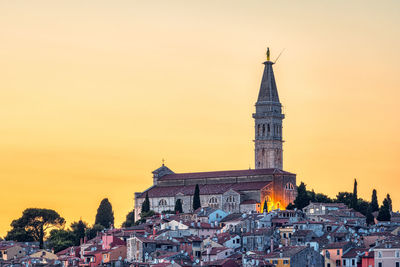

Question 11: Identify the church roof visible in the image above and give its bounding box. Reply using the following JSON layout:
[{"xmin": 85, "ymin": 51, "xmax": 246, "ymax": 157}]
[
  {"xmin": 137, "ymin": 181, "xmax": 271, "ymax": 198},
  {"xmin": 257, "ymin": 61, "xmax": 280, "ymax": 103},
  {"xmin": 158, "ymin": 168, "xmax": 294, "ymax": 181}
]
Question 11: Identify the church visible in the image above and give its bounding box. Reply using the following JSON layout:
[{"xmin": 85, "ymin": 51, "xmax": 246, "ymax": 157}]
[{"xmin": 134, "ymin": 50, "xmax": 297, "ymax": 219}]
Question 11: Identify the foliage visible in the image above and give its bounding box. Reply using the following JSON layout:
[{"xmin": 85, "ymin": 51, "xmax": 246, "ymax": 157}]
[
  {"xmin": 335, "ymin": 192, "xmax": 353, "ymax": 207},
  {"xmin": 85, "ymin": 224, "xmax": 105, "ymax": 240},
  {"xmin": 161, "ymin": 210, "xmax": 175, "ymax": 214},
  {"xmin": 135, "ymin": 210, "xmax": 156, "ymax": 225},
  {"xmin": 174, "ymin": 199, "xmax": 183, "ymax": 214},
  {"xmin": 377, "ymin": 197, "xmax": 391, "ymax": 222},
  {"xmin": 263, "ymin": 199, "xmax": 268, "ymax": 212},
  {"xmin": 286, "ymin": 203, "xmax": 295, "ymax": 210},
  {"xmin": 47, "ymin": 229, "xmax": 76, "ymax": 253},
  {"xmin": 5, "ymin": 227, "xmax": 34, "ymax": 242},
  {"xmin": 193, "ymin": 184, "xmax": 201, "ymax": 211},
  {"xmin": 293, "ymin": 182, "xmax": 310, "ymax": 210},
  {"xmin": 351, "ymin": 179, "xmax": 358, "ymax": 210},
  {"xmin": 122, "ymin": 210, "xmax": 135, "ymax": 228},
  {"xmin": 70, "ymin": 220, "xmax": 87, "ymax": 245},
  {"xmin": 366, "ymin": 206, "xmax": 374, "ymax": 225},
  {"xmin": 142, "ymin": 193, "xmax": 150, "ymax": 213},
  {"xmin": 5, "ymin": 208, "xmax": 65, "ymax": 248},
  {"xmin": 356, "ymin": 199, "xmax": 370, "ymax": 216},
  {"xmin": 370, "ymin": 189, "xmax": 379, "ymax": 212},
  {"xmin": 387, "ymin": 194, "xmax": 393, "ymax": 212},
  {"xmin": 95, "ymin": 198, "xmax": 114, "ymax": 229}
]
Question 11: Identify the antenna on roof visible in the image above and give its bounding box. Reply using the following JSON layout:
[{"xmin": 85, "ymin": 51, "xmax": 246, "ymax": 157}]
[{"xmin": 274, "ymin": 48, "xmax": 285, "ymax": 64}]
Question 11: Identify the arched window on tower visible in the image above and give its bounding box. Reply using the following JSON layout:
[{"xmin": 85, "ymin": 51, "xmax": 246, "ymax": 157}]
[
  {"xmin": 262, "ymin": 124, "xmax": 265, "ymax": 136},
  {"xmin": 267, "ymin": 124, "xmax": 270, "ymax": 133},
  {"xmin": 257, "ymin": 124, "xmax": 260, "ymax": 137},
  {"xmin": 209, "ymin": 197, "xmax": 219, "ymax": 209},
  {"xmin": 159, "ymin": 199, "xmax": 168, "ymax": 206},
  {"xmin": 285, "ymin": 183, "xmax": 295, "ymax": 190}
]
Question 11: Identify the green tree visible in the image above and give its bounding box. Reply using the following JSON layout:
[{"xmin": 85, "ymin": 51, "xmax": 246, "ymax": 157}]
[
  {"xmin": 314, "ymin": 193, "xmax": 333, "ymax": 203},
  {"xmin": 95, "ymin": 198, "xmax": 114, "ymax": 229},
  {"xmin": 377, "ymin": 197, "xmax": 391, "ymax": 222},
  {"xmin": 193, "ymin": 184, "xmax": 201, "ymax": 211},
  {"xmin": 387, "ymin": 194, "xmax": 393, "ymax": 212},
  {"xmin": 293, "ymin": 182, "xmax": 310, "ymax": 210},
  {"xmin": 356, "ymin": 199, "xmax": 370, "ymax": 216},
  {"xmin": 5, "ymin": 227, "xmax": 34, "ymax": 242},
  {"xmin": 351, "ymin": 179, "xmax": 358, "ymax": 210},
  {"xmin": 335, "ymin": 192, "xmax": 353, "ymax": 207},
  {"xmin": 286, "ymin": 203, "xmax": 295, "ymax": 210},
  {"xmin": 142, "ymin": 193, "xmax": 150, "ymax": 213},
  {"xmin": 47, "ymin": 229, "xmax": 76, "ymax": 253},
  {"xmin": 370, "ymin": 189, "xmax": 379, "ymax": 212},
  {"xmin": 263, "ymin": 199, "xmax": 268, "ymax": 212},
  {"xmin": 366, "ymin": 206, "xmax": 374, "ymax": 225},
  {"xmin": 5, "ymin": 208, "xmax": 65, "ymax": 248},
  {"xmin": 85, "ymin": 224, "xmax": 105, "ymax": 240},
  {"xmin": 70, "ymin": 220, "xmax": 87, "ymax": 245},
  {"xmin": 174, "ymin": 199, "xmax": 183, "ymax": 214},
  {"xmin": 122, "ymin": 210, "xmax": 135, "ymax": 228}
]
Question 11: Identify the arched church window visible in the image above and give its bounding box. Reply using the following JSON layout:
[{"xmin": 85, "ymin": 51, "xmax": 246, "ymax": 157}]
[
  {"xmin": 159, "ymin": 199, "xmax": 168, "ymax": 206},
  {"xmin": 209, "ymin": 197, "xmax": 219, "ymax": 208},
  {"xmin": 257, "ymin": 124, "xmax": 260, "ymax": 136},
  {"xmin": 262, "ymin": 124, "xmax": 265, "ymax": 136},
  {"xmin": 267, "ymin": 124, "xmax": 270, "ymax": 132},
  {"xmin": 285, "ymin": 183, "xmax": 295, "ymax": 190}
]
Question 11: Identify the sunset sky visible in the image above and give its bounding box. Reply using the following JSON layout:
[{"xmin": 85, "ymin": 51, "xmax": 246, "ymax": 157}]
[{"xmin": 1, "ymin": 1, "xmax": 400, "ymax": 236}]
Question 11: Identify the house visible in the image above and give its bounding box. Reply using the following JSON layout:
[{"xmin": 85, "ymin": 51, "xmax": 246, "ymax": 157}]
[
  {"xmin": 242, "ymin": 228, "xmax": 275, "ymax": 252},
  {"xmin": 361, "ymin": 250, "xmax": 374, "ymax": 267},
  {"xmin": 321, "ymin": 241, "xmax": 353, "ymax": 267},
  {"xmin": 203, "ymin": 258, "xmax": 240, "ymax": 267},
  {"xmin": 303, "ymin": 203, "xmax": 347, "ymax": 220},
  {"xmin": 126, "ymin": 235, "xmax": 180, "ymax": 262},
  {"xmin": 195, "ymin": 207, "xmax": 229, "ymax": 224},
  {"xmin": 202, "ymin": 247, "xmax": 234, "ymax": 262},
  {"xmin": 374, "ymin": 240, "xmax": 400, "ymax": 267},
  {"xmin": 0, "ymin": 242, "xmax": 25, "ymax": 261},
  {"xmin": 263, "ymin": 245, "xmax": 324, "ymax": 267},
  {"xmin": 101, "ymin": 245, "xmax": 127, "ymax": 264},
  {"xmin": 215, "ymin": 233, "xmax": 241, "ymax": 250},
  {"xmin": 342, "ymin": 247, "xmax": 368, "ymax": 267}
]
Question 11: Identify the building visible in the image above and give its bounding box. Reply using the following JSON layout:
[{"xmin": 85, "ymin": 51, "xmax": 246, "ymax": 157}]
[
  {"xmin": 134, "ymin": 50, "xmax": 297, "ymax": 219},
  {"xmin": 374, "ymin": 240, "xmax": 400, "ymax": 267}
]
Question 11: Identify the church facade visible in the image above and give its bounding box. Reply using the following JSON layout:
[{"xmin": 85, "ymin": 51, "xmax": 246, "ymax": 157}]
[{"xmin": 134, "ymin": 52, "xmax": 297, "ymax": 219}]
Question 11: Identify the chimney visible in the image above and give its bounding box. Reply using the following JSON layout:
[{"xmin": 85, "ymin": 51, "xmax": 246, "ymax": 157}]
[{"xmin": 270, "ymin": 239, "xmax": 274, "ymax": 252}]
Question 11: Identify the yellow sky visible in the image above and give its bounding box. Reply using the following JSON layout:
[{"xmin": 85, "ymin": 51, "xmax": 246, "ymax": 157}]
[{"xmin": 1, "ymin": 0, "xmax": 400, "ymax": 236}]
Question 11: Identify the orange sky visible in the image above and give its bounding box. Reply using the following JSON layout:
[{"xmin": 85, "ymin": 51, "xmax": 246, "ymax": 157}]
[{"xmin": 1, "ymin": 1, "xmax": 400, "ymax": 237}]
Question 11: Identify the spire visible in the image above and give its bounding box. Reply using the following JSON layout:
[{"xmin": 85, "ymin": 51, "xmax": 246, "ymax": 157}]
[{"xmin": 257, "ymin": 58, "xmax": 280, "ymax": 103}]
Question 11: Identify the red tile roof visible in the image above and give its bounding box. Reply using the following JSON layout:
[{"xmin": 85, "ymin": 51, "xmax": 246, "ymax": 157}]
[
  {"xmin": 159, "ymin": 168, "xmax": 294, "ymax": 181},
  {"xmin": 138, "ymin": 181, "xmax": 271, "ymax": 198}
]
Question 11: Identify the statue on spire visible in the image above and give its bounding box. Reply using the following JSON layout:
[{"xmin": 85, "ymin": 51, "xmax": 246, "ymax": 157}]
[{"xmin": 266, "ymin": 47, "xmax": 270, "ymax": 61}]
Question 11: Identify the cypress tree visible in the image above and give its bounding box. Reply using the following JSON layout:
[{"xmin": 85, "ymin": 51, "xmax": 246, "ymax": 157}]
[
  {"xmin": 387, "ymin": 194, "xmax": 393, "ymax": 212},
  {"xmin": 351, "ymin": 179, "xmax": 358, "ymax": 210},
  {"xmin": 263, "ymin": 199, "xmax": 268, "ymax": 213},
  {"xmin": 142, "ymin": 193, "xmax": 150, "ymax": 213},
  {"xmin": 377, "ymin": 197, "xmax": 391, "ymax": 222},
  {"xmin": 370, "ymin": 189, "xmax": 379, "ymax": 212},
  {"xmin": 193, "ymin": 184, "xmax": 201, "ymax": 211},
  {"xmin": 174, "ymin": 199, "xmax": 183, "ymax": 214},
  {"xmin": 95, "ymin": 198, "xmax": 114, "ymax": 228}
]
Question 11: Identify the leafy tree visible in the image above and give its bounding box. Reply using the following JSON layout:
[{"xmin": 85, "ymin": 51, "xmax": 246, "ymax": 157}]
[
  {"xmin": 314, "ymin": 193, "xmax": 333, "ymax": 203},
  {"xmin": 47, "ymin": 229, "xmax": 75, "ymax": 253},
  {"xmin": 122, "ymin": 210, "xmax": 135, "ymax": 228},
  {"xmin": 135, "ymin": 210, "xmax": 156, "ymax": 225},
  {"xmin": 5, "ymin": 208, "xmax": 65, "ymax": 248},
  {"xmin": 286, "ymin": 203, "xmax": 295, "ymax": 210},
  {"xmin": 387, "ymin": 194, "xmax": 393, "ymax": 212},
  {"xmin": 193, "ymin": 184, "xmax": 201, "ymax": 211},
  {"xmin": 70, "ymin": 220, "xmax": 87, "ymax": 245},
  {"xmin": 85, "ymin": 224, "xmax": 105, "ymax": 240},
  {"xmin": 351, "ymin": 179, "xmax": 358, "ymax": 210},
  {"xmin": 293, "ymin": 182, "xmax": 310, "ymax": 210},
  {"xmin": 366, "ymin": 206, "xmax": 374, "ymax": 225},
  {"xmin": 370, "ymin": 189, "xmax": 379, "ymax": 212},
  {"xmin": 335, "ymin": 192, "xmax": 353, "ymax": 207},
  {"xmin": 142, "ymin": 193, "xmax": 150, "ymax": 213},
  {"xmin": 377, "ymin": 197, "xmax": 391, "ymax": 222},
  {"xmin": 5, "ymin": 227, "xmax": 34, "ymax": 242},
  {"xmin": 174, "ymin": 199, "xmax": 183, "ymax": 214},
  {"xmin": 95, "ymin": 198, "xmax": 114, "ymax": 229},
  {"xmin": 356, "ymin": 199, "xmax": 370, "ymax": 216}
]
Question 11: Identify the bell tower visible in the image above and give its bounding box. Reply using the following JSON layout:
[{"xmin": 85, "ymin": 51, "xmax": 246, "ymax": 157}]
[{"xmin": 253, "ymin": 48, "xmax": 284, "ymax": 169}]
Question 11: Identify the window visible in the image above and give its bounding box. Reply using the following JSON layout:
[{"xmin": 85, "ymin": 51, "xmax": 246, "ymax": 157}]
[
  {"xmin": 285, "ymin": 183, "xmax": 295, "ymax": 190},
  {"xmin": 209, "ymin": 197, "xmax": 219, "ymax": 208},
  {"xmin": 378, "ymin": 263, "xmax": 382, "ymax": 267},
  {"xmin": 336, "ymin": 260, "xmax": 340, "ymax": 266},
  {"xmin": 262, "ymin": 124, "xmax": 265, "ymax": 135},
  {"xmin": 283, "ymin": 260, "xmax": 289, "ymax": 264},
  {"xmin": 267, "ymin": 124, "xmax": 270, "ymax": 132},
  {"xmin": 378, "ymin": 252, "xmax": 382, "ymax": 258},
  {"xmin": 337, "ymin": 250, "xmax": 340, "ymax": 255},
  {"xmin": 159, "ymin": 199, "xmax": 167, "ymax": 206},
  {"xmin": 396, "ymin": 262, "xmax": 400, "ymax": 267},
  {"xmin": 352, "ymin": 259, "xmax": 355, "ymax": 265}
]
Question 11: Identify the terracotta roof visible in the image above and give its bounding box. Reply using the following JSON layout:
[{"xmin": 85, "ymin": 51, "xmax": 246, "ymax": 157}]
[
  {"xmin": 342, "ymin": 248, "xmax": 368, "ymax": 258},
  {"xmin": 264, "ymin": 246, "xmax": 307, "ymax": 258},
  {"xmin": 158, "ymin": 168, "xmax": 294, "ymax": 181},
  {"xmin": 241, "ymin": 199, "xmax": 258, "ymax": 205},
  {"xmin": 323, "ymin": 241, "xmax": 352, "ymax": 249},
  {"xmin": 138, "ymin": 181, "xmax": 271, "ymax": 198}
]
